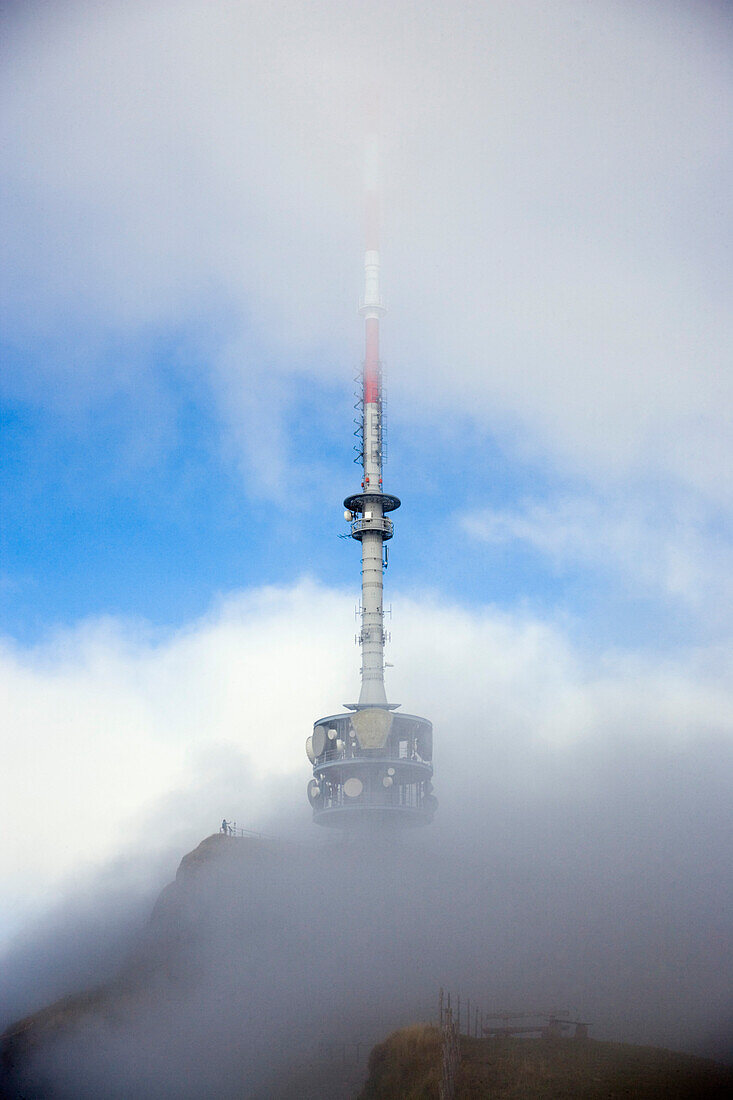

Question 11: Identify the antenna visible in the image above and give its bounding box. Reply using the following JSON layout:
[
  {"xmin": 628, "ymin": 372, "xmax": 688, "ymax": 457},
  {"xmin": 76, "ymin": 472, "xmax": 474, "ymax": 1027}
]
[{"xmin": 305, "ymin": 128, "xmax": 437, "ymax": 828}]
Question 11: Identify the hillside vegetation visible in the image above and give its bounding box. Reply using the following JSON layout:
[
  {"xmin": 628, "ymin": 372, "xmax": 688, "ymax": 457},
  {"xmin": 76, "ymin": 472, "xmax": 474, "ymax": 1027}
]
[
  {"xmin": 359, "ymin": 1025, "xmax": 442, "ymax": 1100},
  {"xmin": 359, "ymin": 1028, "xmax": 733, "ymax": 1099}
]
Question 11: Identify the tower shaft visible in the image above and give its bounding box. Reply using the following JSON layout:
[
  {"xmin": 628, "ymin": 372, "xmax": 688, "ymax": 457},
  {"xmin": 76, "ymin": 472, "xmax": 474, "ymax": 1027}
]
[
  {"xmin": 306, "ymin": 133, "xmax": 436, "ymax": 828},
  {"xmin": 358, "ymin": 160, "xmax": 387, "ymax": 704}
]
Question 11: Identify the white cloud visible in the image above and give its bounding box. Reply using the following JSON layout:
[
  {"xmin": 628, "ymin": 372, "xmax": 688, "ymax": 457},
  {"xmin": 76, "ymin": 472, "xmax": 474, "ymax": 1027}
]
[
  {"xmin": 2, "ymin": 1, "xmax": 732, "ymax": 500},
  {"xmin": 462, "ymin": 495, "xmax": 733, "ymax": 615},
  {"xmin": 0, "ymin": 582, "xmax": 351, "ymax": 904},
  {"xmin": 2, "ymin": 580, "xmax": 731, "ymax": 946}
]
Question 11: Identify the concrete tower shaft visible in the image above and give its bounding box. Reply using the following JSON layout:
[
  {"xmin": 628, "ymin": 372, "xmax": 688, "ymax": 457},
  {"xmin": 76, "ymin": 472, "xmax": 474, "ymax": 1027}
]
[{"xmin": 356, "ymin": 135, "xmax": 389, "ymax": 706}]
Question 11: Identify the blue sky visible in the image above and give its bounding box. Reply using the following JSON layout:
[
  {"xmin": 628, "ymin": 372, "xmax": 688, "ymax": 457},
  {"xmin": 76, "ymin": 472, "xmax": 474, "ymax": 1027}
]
[
  {"xmin": 3, "ymin": 333, "xmax": 697, "ymax": 652},
  {"xmin": 1, "ymin": 0, "xmax": 732, "ymax": 964}
]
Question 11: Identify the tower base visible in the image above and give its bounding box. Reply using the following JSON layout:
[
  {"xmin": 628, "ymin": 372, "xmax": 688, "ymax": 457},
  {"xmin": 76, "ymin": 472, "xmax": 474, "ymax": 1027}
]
[{"xmin": 306, "ymin": 707, "xmax": 437, "ymax": 828}]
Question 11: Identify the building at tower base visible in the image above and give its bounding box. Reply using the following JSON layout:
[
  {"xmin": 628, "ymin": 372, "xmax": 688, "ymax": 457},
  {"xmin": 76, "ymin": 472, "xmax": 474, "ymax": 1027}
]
[{"xmin": 307, "ymin": 707, "xmax": 436, "ymax": 827}]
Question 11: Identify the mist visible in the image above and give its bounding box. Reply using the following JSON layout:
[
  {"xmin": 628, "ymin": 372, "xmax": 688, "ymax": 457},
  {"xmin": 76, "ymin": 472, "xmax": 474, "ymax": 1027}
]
[
  {"xmin": 1, "ymin": 585, "xmax": 732, "ymax": 1093},
  {"xmin": 1, "ymin": 713, "xmax": 730, "ymax": 1096},
  {"xmin": 0, "ymin": 852, "xmax": 171, "ymax": 1030},
  {"xmin": 3, "ymin": 0, "xmax": 733, "ymax": 501},
  {"xmin": 2, "ymin": 0, "xmax": 732, "ymax": 1094}
]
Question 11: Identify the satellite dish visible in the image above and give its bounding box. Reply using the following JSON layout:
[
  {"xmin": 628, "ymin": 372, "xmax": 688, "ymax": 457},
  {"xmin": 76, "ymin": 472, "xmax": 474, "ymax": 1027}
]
[
  {"xmin": 344, "ymin": 509, "xmax": 353, "ymax": 521},
  {"xmin": 343, "ymin": 777, "xmax": 363, "ymax": 799},
  {"xmin": 327, "ymin": 727, "xmax": 337, "ymax": 740},
  {"xmin": 387, "ymin": 767, "xmax": 395, "ymax": 776},
  {"xmin": 307, "ymin": 779, "xmax": 322, "ymax": 805},
  {"xmin": 313, "ymin": 726, "xmax": 327, "ymax": 757},
  {"xmin": 382, "ymin": 775, "xmax": 393, "ymax": 788},
  {"xmin": 305, "ymin": 735, "xmax": 315, "ymax": 764}
]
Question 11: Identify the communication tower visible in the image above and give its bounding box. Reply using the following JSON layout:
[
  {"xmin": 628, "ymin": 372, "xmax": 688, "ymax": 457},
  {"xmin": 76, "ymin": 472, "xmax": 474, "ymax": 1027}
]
[{"xmin": 306, "ymin": 135, "xmax": 437, "ymax": 826}]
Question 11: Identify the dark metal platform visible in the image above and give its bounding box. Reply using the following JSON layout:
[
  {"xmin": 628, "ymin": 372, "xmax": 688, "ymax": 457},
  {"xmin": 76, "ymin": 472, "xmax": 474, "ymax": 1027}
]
[{"xmin": 343, "ymin": 491, "xmax": 401, "ymax": 514}]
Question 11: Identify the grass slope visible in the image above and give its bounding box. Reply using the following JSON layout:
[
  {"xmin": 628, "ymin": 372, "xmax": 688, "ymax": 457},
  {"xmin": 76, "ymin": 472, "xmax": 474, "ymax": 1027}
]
[
  {"xmin": 360, "ymin": 1025, "xmax": 442, "ymax": 1100},
  {"xmin": 359, "ymin": 1028, "xmax": 733, "ymax": 1099}
]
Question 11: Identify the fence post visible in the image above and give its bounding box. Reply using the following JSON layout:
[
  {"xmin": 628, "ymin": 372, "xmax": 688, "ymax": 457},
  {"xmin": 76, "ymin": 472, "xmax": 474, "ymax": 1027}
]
[{"xmin": 439, "ymin": 991, "xmax": 462, "ymax": 1100}]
